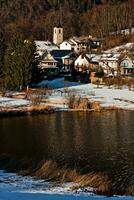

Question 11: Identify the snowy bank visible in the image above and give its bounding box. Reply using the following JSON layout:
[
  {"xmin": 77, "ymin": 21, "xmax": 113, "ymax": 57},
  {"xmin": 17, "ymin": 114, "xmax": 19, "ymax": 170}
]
[
  {"xmin": 45, "ymin": 83, "xmax": 134, "ymax": 111},
  {"xmin": 0, "ymin": 82, "xmax": 134, "ymax": 112}
]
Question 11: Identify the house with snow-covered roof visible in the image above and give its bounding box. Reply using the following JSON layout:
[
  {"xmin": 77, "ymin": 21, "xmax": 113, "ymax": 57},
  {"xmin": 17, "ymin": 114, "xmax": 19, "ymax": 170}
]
[
  {"xmin": 35, "ymin": 40, "xmax": 59, "ymax": 56},
  {"xmin": 60, "ymin": 36, "xmax": 102, "ymax": 54},
  {"xmin": 120, "ymin": 55, "xmax": 134, "ymax": 75},
  {"xmin": 38, "ymin": 51, "xmax": 59, "ymax": 78},
  {"xmin": 99, "ymin": 53, "xmax": 121, "ymax": 76},
  {"xmin": 50, "ymin": 50, "xmax": 77, "ymax": 74},
  {"xmin": 74, "ymin": 53, "xmax": 101, "ymax": 74}
]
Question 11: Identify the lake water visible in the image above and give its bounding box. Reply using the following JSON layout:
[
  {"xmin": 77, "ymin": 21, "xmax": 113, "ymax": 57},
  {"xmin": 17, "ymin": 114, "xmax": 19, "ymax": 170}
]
[{"xmin": 0, "ymin": 111, "xmax": 134, "ymax": 199}]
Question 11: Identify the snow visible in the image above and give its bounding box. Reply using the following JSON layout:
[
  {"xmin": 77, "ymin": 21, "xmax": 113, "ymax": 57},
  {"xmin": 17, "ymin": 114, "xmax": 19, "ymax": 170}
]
[
  {"xmin": 0, "ymin": 80, "xmax": 133, "ymax": 110},
  {"xmin": 0, "ymin": 171, "xmax": 134, "ymax": 200},
  {"xmin": 35, "ymin": 41, "xmax": 59, "ymax": 56},
  {"xmin": 104, "ymin": 43, "xmax": 134, "ymax": 54},
  {"xmin": 69, "ymin": 84, "xmax": 134, "ymax": 110},
  {"xmin": 45, "ymin": 83, "xmax": 134, "ymax": 110},
  {"xmin": 0, "ymin": 97, "xmax": 29, "ymax": 108}
]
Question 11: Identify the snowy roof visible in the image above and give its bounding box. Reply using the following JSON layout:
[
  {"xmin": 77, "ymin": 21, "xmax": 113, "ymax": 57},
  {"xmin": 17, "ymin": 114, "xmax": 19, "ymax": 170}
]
[
  {"xmin": 100, "ymin": 53, "xmax": 121, "ymax": 61},
  {"xmin": 90, "ymin": 55, "xmax": 102, "ymax": 63},
  {"xmin": 35, "ymin": 41, "xmax": 59, "ymax": 52}
]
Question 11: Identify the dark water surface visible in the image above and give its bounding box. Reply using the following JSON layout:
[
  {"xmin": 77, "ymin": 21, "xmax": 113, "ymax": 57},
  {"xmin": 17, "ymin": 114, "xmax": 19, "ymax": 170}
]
[{"xmin": 0, "ymin": 111, "xmax": 134, "ymax": 189}]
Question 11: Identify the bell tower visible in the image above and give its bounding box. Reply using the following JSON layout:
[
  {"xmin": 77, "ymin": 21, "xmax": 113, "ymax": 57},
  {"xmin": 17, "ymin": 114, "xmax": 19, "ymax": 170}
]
[{"xmin": 53, "ymin": 27, "xmax": 63, "ymax": 46}]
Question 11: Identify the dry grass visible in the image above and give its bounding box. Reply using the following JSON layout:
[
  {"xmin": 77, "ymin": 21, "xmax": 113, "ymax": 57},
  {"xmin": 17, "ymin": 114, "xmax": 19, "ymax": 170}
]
[
  {"xmin": 31, "ymin": 160, "xmax": 110, "ymax": 194},
  {"xmin": 90, "ymin": 101, "xmax": 101, "ymax": 111},
  {"xmin": 73, "ymin": 172, "xmax": 110, "ymax": 194},
  {"xmin": 68, "ymin": 95, "xmax": 90, "ymax": 110},
  {"xmin": 3, "ymin": 157, "xmax": 134, "ymax": 195}
]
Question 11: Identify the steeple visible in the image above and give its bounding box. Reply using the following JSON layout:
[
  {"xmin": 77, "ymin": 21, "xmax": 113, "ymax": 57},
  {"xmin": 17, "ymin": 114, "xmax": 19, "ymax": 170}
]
[{"xmin": 53, "ymin": 27, "xmax": 63, "ymax": 46}]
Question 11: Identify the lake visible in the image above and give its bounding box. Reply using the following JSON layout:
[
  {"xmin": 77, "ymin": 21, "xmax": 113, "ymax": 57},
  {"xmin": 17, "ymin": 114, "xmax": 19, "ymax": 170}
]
[{"xmin": 0, "ymin": 111, "xmax": 134, "ymax": 198}]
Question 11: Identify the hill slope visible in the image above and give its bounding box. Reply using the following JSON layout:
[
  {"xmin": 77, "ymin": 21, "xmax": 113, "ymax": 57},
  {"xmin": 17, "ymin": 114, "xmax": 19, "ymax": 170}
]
[{"xmin": 0, "ymin": 0, "xmax": 132, "ymax": 41}]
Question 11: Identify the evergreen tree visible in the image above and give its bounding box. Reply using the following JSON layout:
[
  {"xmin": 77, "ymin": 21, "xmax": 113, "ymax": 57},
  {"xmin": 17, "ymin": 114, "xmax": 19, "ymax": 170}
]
[{"xmin": 3, "ymin": 35, "xmax": 39, "ymax": 90}]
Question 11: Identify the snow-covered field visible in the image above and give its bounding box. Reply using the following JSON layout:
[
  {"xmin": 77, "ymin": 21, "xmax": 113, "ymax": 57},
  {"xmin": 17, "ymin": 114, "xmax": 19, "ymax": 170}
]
[
  {"xmin": 71, "ymin": 84, "xmax": 134, "ymax": 109},
  {"xmin": 0, "ymin": 85, "xmax": 134, "ymax": 110},
  {"xmin": 0, "ymin": 79, "xmax": 134, "ymax": 110},
  {"xmin": 0, "ymin": 171, "xmax": 134, "ymax": 200},
  {"xmin": 0, "ymin": 97, "xmax": 29, "ymax": 108},
  {"xmin": 45, "ymin": 84, "xmax": 134, "ymax": 110}
]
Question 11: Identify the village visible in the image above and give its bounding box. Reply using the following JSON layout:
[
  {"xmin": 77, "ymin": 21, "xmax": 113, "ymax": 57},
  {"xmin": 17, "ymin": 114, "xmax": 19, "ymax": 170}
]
[
  {"xmin": 36, "ymin": 26, "xmax": 134, "ymax": 83},
  {"xmin": 0, "ymin": 26, "xmax": 134, "ymax": 114}
]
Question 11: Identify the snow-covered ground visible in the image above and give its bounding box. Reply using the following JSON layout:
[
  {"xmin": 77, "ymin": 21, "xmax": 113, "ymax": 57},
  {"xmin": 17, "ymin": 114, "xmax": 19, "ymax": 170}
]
[
  {"xmin": 0, "ymin": 171, "xmax": 134, "ymax": 200},
  {"xmin": 104, "ymin": 43, "xmax": 134, "ymax": 54},
  {"xmin": 0, "ymin": 78, "xmax": 134, "ymax": 110},
  {"xmin": 71, "ymin": 84, "xmax": 134, "ymax": 109},
  {"xmin": 45, "ymin": 84, "xmax": 134, "ymax": 110},
  {"xmin": 0, "ymin": 97, "xmax": 29, "ymax": 108}
]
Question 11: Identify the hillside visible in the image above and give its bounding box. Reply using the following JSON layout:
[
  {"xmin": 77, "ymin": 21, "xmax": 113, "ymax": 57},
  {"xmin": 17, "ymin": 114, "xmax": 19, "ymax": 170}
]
[{"xmin": 0, "ymin": 0, "xmax": 133, "ymax": 42}]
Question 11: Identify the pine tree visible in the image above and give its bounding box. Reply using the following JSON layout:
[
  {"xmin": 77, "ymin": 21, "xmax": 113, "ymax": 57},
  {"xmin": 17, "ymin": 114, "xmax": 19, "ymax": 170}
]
[{"xmin": 3, "ymin": 35, "xmax": 39, "ymax": 90}]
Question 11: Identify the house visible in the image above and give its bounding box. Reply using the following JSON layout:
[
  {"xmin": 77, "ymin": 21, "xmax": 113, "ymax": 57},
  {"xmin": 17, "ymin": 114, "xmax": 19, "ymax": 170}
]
[
  {"xmin": 60, "ymin": 41, "xmax": 74, "ymax": 51},
  {"xmin": 99, "ymin": 53, "xmax": 121, "ymax": 76},
  {"xmin": 50, "ymin": 50, "xmax": 76, "ymax": 74},
  {"xmin": 120, "ymin": 55, "xmax": 134, "ymax": 75},
  {"xmin": 38, "ymin": 51, "xmax": 59, "ymax": 78},
  {"xmin": 74, "ymin": 54, "xmax": 101, "ymax": 74},
  {"xmin": 60, "ymin": 36, "xmax": 102, "ymax": 54},
  {"xmin": 35, "ymin": 40, "xmax": 59, "ymax": 56}
]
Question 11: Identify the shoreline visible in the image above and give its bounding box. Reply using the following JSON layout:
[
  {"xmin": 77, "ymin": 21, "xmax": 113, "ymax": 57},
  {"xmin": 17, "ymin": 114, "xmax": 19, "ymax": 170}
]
[
  {"xmin": 0, "ymin": 104, "xmax": 134, "ymax": 118},
  {"xmin": 0, "ymin": 106, "xmax": 55, "ymax": 118},
  {"xmin": 0, "ymin": 156, "xmax": 134, "ymax": 197}
]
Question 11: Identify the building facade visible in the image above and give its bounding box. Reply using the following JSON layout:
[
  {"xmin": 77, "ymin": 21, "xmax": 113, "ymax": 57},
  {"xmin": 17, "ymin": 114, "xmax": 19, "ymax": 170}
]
[{"xmin": 53, "ymin": 27, "xmax": 63, "ymax": 46}]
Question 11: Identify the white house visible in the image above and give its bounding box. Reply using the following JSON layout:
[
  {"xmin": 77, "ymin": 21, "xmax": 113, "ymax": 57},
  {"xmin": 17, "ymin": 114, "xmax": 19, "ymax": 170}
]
[
  {"xmin": 39, "ymin": 51, "xmax": 59, "ymax": 78},
  {"xmin": 60, "ymin": 36, "xmax": 102, "ymax": 54},
  {"xmin": 120, "ymin": 56, "xmax": 134, "ymax": 75},
  {"xmin": 74, "ymin": 54, "xmax": 100, "ymax": 73},
  {"xmin": 74, "ymin": 54, "xmax": 90, "ymax": 72},
  {"xmin": 60, "ymin": 41, "xmax": 73, "ymax": 51}
]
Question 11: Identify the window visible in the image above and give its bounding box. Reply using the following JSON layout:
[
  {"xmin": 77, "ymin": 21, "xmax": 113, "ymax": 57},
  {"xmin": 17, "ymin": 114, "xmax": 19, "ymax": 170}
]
[{"xmin": 59, "ymin": 29, "xmax": 61, "ymax": 34}]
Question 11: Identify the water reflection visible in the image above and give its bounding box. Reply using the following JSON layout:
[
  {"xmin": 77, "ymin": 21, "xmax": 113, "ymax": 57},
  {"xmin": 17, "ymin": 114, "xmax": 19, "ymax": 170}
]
[{"xmin": 0, "ymin": 111, "xmax": 134, "ymax": 174}]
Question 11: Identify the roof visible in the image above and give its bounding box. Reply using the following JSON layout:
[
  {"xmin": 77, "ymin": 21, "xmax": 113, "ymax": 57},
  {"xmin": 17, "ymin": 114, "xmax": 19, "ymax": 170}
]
[
  {"xmin": 51, "ymin": 50, "xmax": 73, "ymax": 58},
  {"xmin": 41, "ymin": 51, "xmax": 58, "ymax": 63},
  {"xmin": 35, "ymin": 40, "xmax": 59, "ymax": 54},
  {"xmin": 100, "ymin": 53, "xmax": 121, "ymax": 61},
  {"xmin": 90, "ymin": 55, "xmax": 102, "ymax": 63}
]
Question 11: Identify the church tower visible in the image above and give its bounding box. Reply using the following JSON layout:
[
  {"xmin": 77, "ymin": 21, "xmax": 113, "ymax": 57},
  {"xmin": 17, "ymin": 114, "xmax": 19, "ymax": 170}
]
[{"xmin": 53, "ymin": 27, "xmax": 63, "ymax": 46}]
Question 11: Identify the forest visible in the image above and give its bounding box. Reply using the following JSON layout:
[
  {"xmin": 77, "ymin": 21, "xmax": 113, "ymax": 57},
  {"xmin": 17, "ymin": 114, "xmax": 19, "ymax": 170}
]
[{"xmin": 0, "ymin": 0, "xmax": 133, "ymax": 41}]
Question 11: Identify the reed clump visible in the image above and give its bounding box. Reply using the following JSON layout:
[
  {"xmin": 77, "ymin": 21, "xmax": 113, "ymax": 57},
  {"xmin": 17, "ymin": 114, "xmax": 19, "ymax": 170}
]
[{"xmin": 31, "ymin": 160, "xmax": 110, "ymax": 194}]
